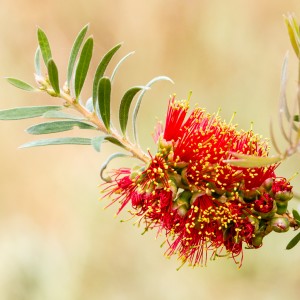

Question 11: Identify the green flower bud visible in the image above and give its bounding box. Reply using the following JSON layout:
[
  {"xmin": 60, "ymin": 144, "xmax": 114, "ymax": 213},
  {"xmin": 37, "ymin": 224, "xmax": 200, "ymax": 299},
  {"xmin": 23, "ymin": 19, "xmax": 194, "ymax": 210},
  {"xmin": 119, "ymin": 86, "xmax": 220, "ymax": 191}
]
[
  {"xmin": 248, "ymin": 216, "xmax": 260, "ymax": 232},
  {"xmin": 276, "ymin": 201, "xmax": 288, "ymax": 215},
  {"xmin": 262, "ymin": 178, "xmax": 274, "ymax": 191},
  {"xmin": 242, "ymin": 188, "xmax": 258, "ymax": 201},
  {"xmin": 169, "ymin": 173, "xmax": 182, "ymax": 187},
  {"xmin": 274, "ymin": 191, "xmax": 293, "ymax": 202},
  {"xmin": 270, "ymin": 217, "xmax": 290, "ymax": 233},
  {"xmin": 251, "ymin": 234, "xmax": 263, "ymax": 248}
]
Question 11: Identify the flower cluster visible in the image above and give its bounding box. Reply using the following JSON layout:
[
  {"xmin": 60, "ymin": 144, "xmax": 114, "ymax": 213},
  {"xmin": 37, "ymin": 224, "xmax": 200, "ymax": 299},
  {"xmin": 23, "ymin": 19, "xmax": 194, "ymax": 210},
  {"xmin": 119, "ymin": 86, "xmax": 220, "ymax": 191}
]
[{"xmin": 104, "ymin": 96, "xmax": 294, "ymax": 267}]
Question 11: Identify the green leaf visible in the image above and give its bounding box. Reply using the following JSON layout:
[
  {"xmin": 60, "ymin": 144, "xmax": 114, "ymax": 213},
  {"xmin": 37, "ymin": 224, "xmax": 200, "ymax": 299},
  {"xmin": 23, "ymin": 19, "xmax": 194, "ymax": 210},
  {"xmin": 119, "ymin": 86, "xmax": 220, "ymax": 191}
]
[
  {"xmin": 43, "ymin": 110, "xmax": 84, "ymax": 120},
  {"xmin": 133, "ymin": 76, "xmax": 174, "ymax": 143},
  {"xmin": 34, "ymin": 47, "xmax": 42, "ymax": 76},
  {"xmin": 20, "ymin": 137, "xmax": 91, "ymax": 148},
  {"xmin": 98, "ymin": 77, "xmax": 111, "ymax": 131},
  {"xmin": 284, "ymin": 14, "xmax": 300, "ymax": 57},
  {"xmin": 119, "ymin": 86, "xmax": 144, "ymax": 135},
  {"xmin": 85, "ymin": 97, "xmax": 93, "ymax": 112},
  {"xmin": 47, "ymin": 59, "xmax": 60, "ymax": 95},
  {"xmin": 292, "ymin": 209, "xmax": 300, "ymax": 225},
  {"xmin": 91, "ymin": 135, "xmax": 126, "ymax": 152},
  {"xmin": 6, "ymin": 77, "xmax": 37, "ymax": 92},
  {"xmin": 26, "ymin": 120, "xmax": 96, "ymax": 135},
  {"xmin": 37, "ymin": 28, "xmax": 52, "ymax": 65},
  {"xmin": 100, "ymin": 152, "xmax": 128, "ymax": 182},
  {"xmin": 111, "ymin": 51, "xmax": 135, "ymax": 82},
  {"xmin": 278, "ymin": 53, "xmax": 298, "ymax": 138},
  {"xmin": 91, "ymin": 136, "xmax": 106, "ymax": 152},
  {"xmin": 92, "ymin": 43, "xmax": 122, "ymax": 108},
  {"xmin": 223, "ymin": 153, "xmax": 282, "ymax": 168},
  {"xmin": 0, "ymin": 106, "xmax": 63, "ymax": 120},
  {"xmin": 294, "ymin": 115, "xmax": 300, "ymax": 122},
  {"xmin": 74, "ymin": 36, "xmax": 93, "ymax": 99},
  {"xmin": 286, "ymin": 232, "xmax": 300, "ymax": 250},
  {"xmin": 67, "ymin": 24, "xmax": 89, "ymax": 86},
  {"xmin": 104, "ymin": 136, "xmax": 126, "ymax": 149}
]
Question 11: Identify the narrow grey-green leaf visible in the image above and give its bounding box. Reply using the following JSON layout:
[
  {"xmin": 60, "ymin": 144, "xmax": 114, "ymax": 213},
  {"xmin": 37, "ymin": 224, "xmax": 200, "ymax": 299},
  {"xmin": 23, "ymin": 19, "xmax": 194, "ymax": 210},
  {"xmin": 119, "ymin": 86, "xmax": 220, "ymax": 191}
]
[
  {"xmin": 98, "ymin": 77, "xmax": 111, "ymax": 130},
  {"xmin": 37, "ymin": 28, "xmax": 52, "ymax": 66},
  {"xmin": 91, "ymin": 135, "xmax": 125, "ymax": 152},
  {"xmin": 34, "ymin": 47, "xmax": 42, "ymax": 76},
  {"xmin": 67, "ymin": 24, "xmax": 89, "ymax": 86},
  {"xmin": 270, "ymin": 119, "xmax": 281, "ymax": 155},
  {"xmin": 292, "ymin": 209, "xmax": 300, "ymax": 225},
  {"xmin": 111, "ymin": 51, "xmax": 134, "ymax": 82},
  {"xmin": 286, "ymin": 232, "xmax": 300, "ymax": 250},
  {"xmin": 224, "ymin": 153, "xmax": 282, "ymax": 168},
  {"xmin": 47, "ymin": 59, "xmax": 60, "ymax": 95},
  {"xmin": 74, "ymin": 36, "xmax": 94, "ymax": 99},
  {"xmin": 43, "ymin": 110, "xmax": 84, "ymax": 120},
  {"xmin": 91, "ymin": 136, "xmax": 106, "ymax": 152},
  {"xmin": 85, "ymin": 97, "xmax": 93, "ymax": 112},
  {"xmin": 119, "ymin": 86, "xmax": 144, "ymax": 135},
  {"xmin": 100, "ymin": 152, "xmax": 128, "ymax": 182},
  {"xmin": 104, "ymin": 136, "xmax": 126, "ymax": 149},
  {"xmin": 133, "ymin": 76, "xmax": 174, "ymax": 143},
  {"xmin": 6, "ymin": 77, "xmax": 37, "ymax": 92},
  {"xmin": 278, "ymin": 53, "xmax": 298, "ymax": 138},
  {"xmin": 0, "ymin": 106, "xmax": 62, "ymax": 120},
  {"xmin": 20, "ymin": 137, "xmax": 91, "ymax": 148},
  {"xmin": 92, "ymin": 43, "xmax": 122, "ymax": 107},
  {"xmin": 26, "ymin": 120, "xmax": 96, "ymax": 135}
]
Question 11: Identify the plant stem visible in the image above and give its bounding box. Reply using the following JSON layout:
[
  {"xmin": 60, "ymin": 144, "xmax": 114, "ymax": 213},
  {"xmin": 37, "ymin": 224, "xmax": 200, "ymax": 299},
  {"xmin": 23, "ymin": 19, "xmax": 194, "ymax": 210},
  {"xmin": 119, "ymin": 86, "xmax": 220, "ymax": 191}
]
[{"xmin": 50, "ymin": 88, "xmax": 150, "ymax": 163}]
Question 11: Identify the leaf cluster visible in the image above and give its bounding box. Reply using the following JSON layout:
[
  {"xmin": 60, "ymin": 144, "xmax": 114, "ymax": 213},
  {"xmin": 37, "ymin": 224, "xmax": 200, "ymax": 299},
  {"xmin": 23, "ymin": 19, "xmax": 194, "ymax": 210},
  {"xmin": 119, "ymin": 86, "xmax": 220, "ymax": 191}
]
[{"xmin": 0, "ymin": 25, "xmax": 173, "ymax": 178}]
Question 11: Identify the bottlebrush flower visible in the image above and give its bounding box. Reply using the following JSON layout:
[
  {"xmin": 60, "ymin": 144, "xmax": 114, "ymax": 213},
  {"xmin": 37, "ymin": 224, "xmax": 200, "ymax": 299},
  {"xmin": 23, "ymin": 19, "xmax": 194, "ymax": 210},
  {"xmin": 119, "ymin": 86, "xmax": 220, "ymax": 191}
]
[
  {"xmin": 2, "ymin": 20, "xmax": 300, "ymax": 270},
  {"xmin": 104, "ymin": 95, "xmax": 294, "ymax": 267}
]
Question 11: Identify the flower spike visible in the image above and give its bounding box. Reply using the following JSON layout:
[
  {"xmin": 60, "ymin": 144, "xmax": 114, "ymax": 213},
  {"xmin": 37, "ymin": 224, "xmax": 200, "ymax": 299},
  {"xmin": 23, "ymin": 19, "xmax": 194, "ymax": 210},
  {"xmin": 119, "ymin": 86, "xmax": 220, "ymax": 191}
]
[{"xmin": 1, "ymin": 17, "xmax": 300, "ymax": 269}]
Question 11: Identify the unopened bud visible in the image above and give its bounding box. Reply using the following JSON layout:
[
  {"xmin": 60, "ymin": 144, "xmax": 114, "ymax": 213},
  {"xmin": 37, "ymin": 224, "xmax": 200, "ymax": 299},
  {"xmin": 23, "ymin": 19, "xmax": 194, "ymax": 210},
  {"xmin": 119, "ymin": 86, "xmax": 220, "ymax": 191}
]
[
  {"xmin": 242, "ymin": 188, "xmax": 258, "ymax": 201},
  {"xmin": 276, "ymin": 201, "xmax": 288, "ymax": 215},
  {"xmin": 274, "ymin": 191, "xmax": 293, "ymax": 202},
  {"xmin": 248, "ymin": 216, "xmax": 259, "ymax": 232},
  {"xmin": 270, "ymin": 217, "xmax": 290, "ymax": 233},
  {"xmin": 262, "ymin": 177, "xmax": 274, "ymax": 191},
  {"xmin": 34, "ymin": 74, "xmax": 47, "ymax": 88},
  {"xmin": 46, "ymin": 88, "xmax": 58, "ymax": 97},
  {"xmin": 251, "ymin": 234, "xmax": 263, "ymax": 248}
]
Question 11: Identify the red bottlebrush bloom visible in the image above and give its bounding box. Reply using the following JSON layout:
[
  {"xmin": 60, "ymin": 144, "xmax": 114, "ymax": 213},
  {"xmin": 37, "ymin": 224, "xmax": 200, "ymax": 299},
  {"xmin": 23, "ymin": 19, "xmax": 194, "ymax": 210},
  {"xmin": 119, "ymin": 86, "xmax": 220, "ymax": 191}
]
[{"xmin": 104, "ymin": 96, "xmax": 293, "ymax": 267}]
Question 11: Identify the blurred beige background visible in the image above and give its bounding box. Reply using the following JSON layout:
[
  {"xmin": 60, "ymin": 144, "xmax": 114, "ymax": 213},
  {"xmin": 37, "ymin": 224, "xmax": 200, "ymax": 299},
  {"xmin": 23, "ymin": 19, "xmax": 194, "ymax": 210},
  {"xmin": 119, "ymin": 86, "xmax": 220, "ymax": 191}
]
[{"xmin": 1, "ymin": 0, "xmax": 300, "ymax": 299}]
